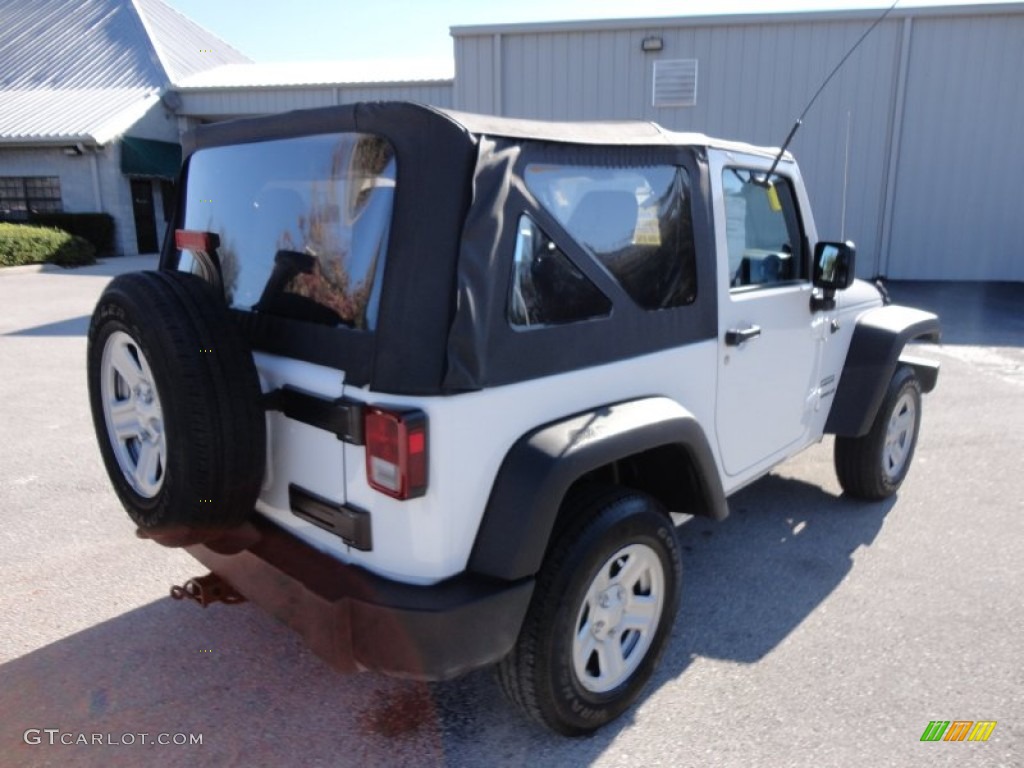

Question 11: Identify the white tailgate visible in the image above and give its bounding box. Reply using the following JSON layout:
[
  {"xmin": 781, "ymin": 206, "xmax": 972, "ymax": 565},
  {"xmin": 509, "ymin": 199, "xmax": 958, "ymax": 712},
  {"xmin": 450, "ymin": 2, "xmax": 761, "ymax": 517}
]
[{"xmin": 251, "ymin": 351, "xmax": 349, "ymax": 548}]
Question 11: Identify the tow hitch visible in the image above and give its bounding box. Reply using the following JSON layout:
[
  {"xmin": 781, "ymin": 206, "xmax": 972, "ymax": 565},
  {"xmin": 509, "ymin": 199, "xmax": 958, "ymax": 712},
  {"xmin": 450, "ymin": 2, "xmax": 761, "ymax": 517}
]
[{"xmin": 170, "ymin": 573, "xmax": 246, "ymax": 607}]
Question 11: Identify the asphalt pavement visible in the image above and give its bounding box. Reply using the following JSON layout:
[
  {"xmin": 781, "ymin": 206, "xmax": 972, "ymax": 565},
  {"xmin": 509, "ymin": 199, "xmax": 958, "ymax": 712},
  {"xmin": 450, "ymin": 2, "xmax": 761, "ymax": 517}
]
[{"xmin": 0, "ymin": 260, "xmax": 1021, "ymax": 767}]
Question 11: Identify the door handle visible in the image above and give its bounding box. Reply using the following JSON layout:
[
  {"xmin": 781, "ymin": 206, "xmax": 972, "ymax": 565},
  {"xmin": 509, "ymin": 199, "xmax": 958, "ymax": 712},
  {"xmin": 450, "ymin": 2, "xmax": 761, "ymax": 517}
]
[{"xmin": 725, "ymin": 325, "xmax": 762, "ymax": 346}]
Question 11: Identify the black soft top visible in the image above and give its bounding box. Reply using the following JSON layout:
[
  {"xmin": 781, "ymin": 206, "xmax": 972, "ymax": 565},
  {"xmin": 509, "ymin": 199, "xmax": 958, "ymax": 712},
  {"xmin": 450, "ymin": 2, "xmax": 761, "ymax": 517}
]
[
  {"xmin": 185, "ymin": 101, "xmax": 686, "ymax": 155},
  {"xmin": 174, "ymin": 102, "xmax": 721, "ymax": 394},
  {"xmin": 184, "ymin": 101, "xmax": 777, "ymax": 155}
]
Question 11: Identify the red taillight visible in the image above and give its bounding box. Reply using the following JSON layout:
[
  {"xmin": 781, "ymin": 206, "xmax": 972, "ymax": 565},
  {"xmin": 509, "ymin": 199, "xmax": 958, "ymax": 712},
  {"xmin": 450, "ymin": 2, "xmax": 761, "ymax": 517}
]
[
  {"xmin": 175, "ymin": 229, "xmax": 220, "ymax": 253},
  {"xmin": 364, "ymin": 408, "xmax": 428, "ymax": 500}
]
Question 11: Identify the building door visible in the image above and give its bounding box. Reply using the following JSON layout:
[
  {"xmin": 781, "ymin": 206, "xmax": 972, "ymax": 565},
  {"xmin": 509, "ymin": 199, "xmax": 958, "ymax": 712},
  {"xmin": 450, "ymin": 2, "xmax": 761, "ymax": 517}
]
[{"xmin": 130, "ymin": 179, "xmax": 159, "ymax": 254}]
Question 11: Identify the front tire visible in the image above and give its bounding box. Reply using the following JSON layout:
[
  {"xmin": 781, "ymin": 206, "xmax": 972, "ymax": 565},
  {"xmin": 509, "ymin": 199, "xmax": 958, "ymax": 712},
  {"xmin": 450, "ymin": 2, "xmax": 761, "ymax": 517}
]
[
  {"xmin": 835, "ymin": 365, "xmax": 922, "ymax": 500},
  {"xmin": 496, "ymin": 487, "xmax": 681, "ymax": 735}
]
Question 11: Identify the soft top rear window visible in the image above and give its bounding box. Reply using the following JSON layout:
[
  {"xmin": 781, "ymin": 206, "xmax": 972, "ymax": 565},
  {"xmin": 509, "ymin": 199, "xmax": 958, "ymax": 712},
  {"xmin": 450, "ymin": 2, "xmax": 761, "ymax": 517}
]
[{"xmin": 180, "ymin": 132, "xmax": 396, "ymax": 330}]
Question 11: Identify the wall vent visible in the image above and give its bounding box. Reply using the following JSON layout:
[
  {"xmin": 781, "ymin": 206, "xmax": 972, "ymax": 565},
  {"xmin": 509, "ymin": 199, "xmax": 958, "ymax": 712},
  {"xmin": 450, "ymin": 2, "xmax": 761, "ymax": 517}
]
[{"xmin": 653, "ymin": 59, "xmax": 698, "ymax": 107}]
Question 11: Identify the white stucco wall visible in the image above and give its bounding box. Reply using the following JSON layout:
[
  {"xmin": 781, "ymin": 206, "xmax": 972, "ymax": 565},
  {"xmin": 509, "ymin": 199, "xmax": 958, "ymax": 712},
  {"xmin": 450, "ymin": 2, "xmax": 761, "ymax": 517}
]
[{"xmin": 124, "ymin": 99, "xmax": 180, "ymax": 142}]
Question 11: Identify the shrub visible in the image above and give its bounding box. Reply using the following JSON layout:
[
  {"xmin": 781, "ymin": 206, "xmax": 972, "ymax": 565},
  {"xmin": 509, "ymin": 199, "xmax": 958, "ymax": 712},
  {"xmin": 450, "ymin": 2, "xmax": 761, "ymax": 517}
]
[
  {"xmin": 28, "ymin": 212, "xmax": 115, "ymax": 255},
  {"xmin": 0, "ymin": 223, "xmax": 97, "ymax": 268}
]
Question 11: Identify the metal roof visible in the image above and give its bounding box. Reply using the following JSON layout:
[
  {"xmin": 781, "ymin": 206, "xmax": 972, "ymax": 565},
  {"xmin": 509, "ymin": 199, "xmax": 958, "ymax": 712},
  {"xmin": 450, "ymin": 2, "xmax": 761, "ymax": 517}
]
[
  {"xmin": 0, "ymin": 0, "xmax": 249, "ymax": 143},
  {"xmin": 0, "ymin": 89, "xmax": 161, "ymax": 145},
  {"xmin": 132, "ymin": 0, "xmax": 250, "ymax": 84},
  {"xmin": 176, "ymin": 59, "xmax": 456, "ymax": 90}
]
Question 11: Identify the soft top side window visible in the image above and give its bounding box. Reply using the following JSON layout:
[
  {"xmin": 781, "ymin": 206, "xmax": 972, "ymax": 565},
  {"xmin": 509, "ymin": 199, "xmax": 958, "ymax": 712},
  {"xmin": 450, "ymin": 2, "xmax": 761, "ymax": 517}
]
[
  {"xmin": 508, "ymin": 214, "xmax": 612, "ymax": 328},
  {"xmin": 180, "ymin": 133, "xmax": 396, "ymax": 330},
  {"xmin": 722, "ymin": 169, "xmax": 806, "ymax": 290},
  {"xmin": 525, "ymin": 164, "xmax": 697, "ymax": 311}
]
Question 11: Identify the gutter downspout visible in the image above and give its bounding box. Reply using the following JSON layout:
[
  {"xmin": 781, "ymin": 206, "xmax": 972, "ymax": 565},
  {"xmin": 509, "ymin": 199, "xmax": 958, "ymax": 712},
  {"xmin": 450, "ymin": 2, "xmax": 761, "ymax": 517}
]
[{"xmin": 90, "ymin": 151, "xmax": 103, "ymax": 211}]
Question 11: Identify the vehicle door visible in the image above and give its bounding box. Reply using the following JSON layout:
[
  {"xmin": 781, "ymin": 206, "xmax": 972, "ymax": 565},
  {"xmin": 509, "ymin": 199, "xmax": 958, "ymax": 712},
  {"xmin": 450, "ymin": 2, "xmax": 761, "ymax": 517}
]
[{"xmin": 711, "ymin": 152, "xmax": 827, "ymax": 481}]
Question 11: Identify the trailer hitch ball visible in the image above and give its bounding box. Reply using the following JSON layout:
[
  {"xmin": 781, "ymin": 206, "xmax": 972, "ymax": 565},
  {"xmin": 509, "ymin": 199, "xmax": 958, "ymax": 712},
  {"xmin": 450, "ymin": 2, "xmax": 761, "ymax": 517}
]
[{"xmin": 170, "ymin": 573, "xmax": 246, "ymax": 607}]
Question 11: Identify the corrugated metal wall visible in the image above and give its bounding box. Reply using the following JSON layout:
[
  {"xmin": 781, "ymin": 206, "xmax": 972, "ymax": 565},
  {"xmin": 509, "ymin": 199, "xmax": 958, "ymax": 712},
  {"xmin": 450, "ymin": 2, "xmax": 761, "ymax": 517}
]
[
  {"xmin": 178, "ymin": 82, "xmax": 453, "ymax": 119},
  {"xmin": 886, "ymin": 12, "xmax": 1024, "ymax": 280},
  {"xmin": 453, "ymin": 6, "xmax": 1024, "ymax": 281}
]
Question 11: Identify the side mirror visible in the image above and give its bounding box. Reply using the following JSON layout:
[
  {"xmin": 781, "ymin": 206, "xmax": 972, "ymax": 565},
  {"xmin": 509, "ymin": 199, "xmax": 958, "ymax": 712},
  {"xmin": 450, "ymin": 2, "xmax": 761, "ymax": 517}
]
[
  {"xmin": 813, "ymin": 240, "xmax": 856, "ymax": 291},
  {"xmin": 811, "ymin": 241, "xmax": 855, "ymax": 312}
]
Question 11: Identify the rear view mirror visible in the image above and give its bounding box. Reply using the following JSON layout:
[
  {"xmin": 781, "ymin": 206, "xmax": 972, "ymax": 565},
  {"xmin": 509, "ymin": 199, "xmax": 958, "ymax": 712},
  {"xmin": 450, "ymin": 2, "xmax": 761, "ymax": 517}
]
[{"xmin": 811, "ymin": 240, "xmax": 855, "ymax": 311}]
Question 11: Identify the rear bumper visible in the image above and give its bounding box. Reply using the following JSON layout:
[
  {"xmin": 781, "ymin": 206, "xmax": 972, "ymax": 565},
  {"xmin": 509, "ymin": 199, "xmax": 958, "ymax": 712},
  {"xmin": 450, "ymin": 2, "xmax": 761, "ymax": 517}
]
[{"xmin": 185, "ymin": 516, "xmax": 534, "ymax": 681}]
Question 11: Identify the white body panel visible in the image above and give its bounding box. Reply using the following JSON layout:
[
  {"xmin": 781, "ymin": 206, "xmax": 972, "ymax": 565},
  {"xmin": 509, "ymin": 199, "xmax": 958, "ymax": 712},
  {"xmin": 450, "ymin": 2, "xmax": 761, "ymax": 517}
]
[
  {"xmin": 251, "ymin": 351, "xmax": 349, "ymax": 543},
  {"xmin": 253, "ymin": 342, "xmax": 719, "ymax": 585},
  {"xmin": 716, "ymin": 282, "xmax": 824, "ymax": 475}
]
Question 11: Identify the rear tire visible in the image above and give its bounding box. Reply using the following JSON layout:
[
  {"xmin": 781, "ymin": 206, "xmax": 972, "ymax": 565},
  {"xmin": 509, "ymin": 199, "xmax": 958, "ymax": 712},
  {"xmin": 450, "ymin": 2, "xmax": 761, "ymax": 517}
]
[
  {"xmin": 87, "ymin": 271, "xmax": 266, "ymax": 544},
  {"xmin": 496, "ymin": 487, "xmax": 681, "ymax": 735},
  {"xmin": 835, "ymin": 365, "xmax": 922, "ymax": 500}
]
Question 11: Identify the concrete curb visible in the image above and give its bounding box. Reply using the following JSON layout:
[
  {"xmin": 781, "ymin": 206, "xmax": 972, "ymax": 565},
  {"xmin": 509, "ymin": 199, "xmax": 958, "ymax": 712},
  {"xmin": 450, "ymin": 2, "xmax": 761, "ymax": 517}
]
[
  {"xmin": 0, "ymin": 254, "xmax": 159, "ymax": 278},
  {"xmin": 0, "ymin": 262, "xmax": 52, "ymax": 276}
]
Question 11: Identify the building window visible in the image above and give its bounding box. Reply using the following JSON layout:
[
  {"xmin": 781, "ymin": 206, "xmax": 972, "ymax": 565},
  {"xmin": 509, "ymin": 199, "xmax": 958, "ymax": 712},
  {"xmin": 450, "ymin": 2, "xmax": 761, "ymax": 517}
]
[{"xmin": 0, "ymin": 176, "xmax": 63, "ymax": 220}]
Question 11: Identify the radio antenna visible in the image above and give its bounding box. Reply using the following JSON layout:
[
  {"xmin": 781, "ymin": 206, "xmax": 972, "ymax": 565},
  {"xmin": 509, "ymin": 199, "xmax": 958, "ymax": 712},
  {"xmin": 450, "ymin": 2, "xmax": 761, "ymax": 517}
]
[{"xmin": 764, "ymin": 0, "xmax": 900, "ymax": 179}]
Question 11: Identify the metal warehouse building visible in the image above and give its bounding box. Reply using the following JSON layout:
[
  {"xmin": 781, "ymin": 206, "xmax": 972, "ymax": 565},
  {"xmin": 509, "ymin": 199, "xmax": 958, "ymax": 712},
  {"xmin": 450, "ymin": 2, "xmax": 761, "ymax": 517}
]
[
  {"xmin": 450, "ymin": 4, "xmax": 1024, "ymax": 281},
  {"xmin": 2, "ymin": 1, "xmax": 1022, "ymax": 281}
]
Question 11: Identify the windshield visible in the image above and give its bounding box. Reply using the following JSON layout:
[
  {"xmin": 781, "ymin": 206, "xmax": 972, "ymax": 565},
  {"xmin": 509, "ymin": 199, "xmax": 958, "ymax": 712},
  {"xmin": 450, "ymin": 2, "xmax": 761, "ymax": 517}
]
[{"xmin": 180, "ymin": 132, "xmax": 396, "ymax": 330}]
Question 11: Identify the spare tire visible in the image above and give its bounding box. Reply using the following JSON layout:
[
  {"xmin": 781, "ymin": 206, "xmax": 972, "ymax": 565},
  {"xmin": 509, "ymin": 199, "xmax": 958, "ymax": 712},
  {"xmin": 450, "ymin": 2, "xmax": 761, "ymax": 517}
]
[{"xmin": 87, "ymin": 271, "xmax": 266, "ymax": 545}]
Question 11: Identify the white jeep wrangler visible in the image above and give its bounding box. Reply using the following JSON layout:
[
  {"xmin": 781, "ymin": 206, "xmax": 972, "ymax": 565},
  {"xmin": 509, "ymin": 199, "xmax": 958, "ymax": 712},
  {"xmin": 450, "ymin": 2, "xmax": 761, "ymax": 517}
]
[{"xmin": 87, "ymin": 102, "xmax": 939, "ymax": 735}]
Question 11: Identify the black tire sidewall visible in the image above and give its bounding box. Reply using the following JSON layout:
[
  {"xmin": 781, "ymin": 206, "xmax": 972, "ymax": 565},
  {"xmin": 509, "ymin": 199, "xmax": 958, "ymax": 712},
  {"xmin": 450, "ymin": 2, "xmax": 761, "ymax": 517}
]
[
  {"xmin": 87, "ymin": 272, "xmax": 265, "ymax": 535},
  {"xmin": 539, "ymin": 494, "xmax": 681, "ymax": 733},
  {"xmin": 835, "ymin": 365, "xmax": 923, "ymax": 500},
  {"xmin": 89, "ymin": 287, "xmax": 181, "ymax": 527}
]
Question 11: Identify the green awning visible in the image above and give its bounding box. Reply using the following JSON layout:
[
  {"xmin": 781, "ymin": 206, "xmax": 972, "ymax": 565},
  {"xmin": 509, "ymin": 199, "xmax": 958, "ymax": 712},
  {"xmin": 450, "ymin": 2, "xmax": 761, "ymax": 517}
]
[{"xmin": 120, "ymin": 137, "xmax": 182, "ymax": 180}]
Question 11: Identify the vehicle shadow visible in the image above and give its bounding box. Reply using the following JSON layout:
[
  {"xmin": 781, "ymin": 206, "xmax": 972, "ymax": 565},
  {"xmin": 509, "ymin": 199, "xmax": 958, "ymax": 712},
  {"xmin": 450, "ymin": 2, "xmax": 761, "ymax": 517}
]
[
  {"xmin": 667, "ymin": 474, "xmax": 892, "ymax": 665},
  {"xmin": 0, "ymin": 474, "xmax": 894, "ymax": 768},
  {"xmin": 4, "ymin": 315, "xmax": 90, "ymax": 337}
]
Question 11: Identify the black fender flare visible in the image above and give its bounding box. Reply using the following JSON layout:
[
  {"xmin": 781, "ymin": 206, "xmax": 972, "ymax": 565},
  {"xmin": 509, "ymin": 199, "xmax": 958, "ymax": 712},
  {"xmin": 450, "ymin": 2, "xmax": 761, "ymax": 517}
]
[
  {"xmin": 825, "ymin": 305, "xmax": 941, "ymax": 438},
  {"xmin": 468, "ymin": 397, "xmax": 727, "ymax": 582}
]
